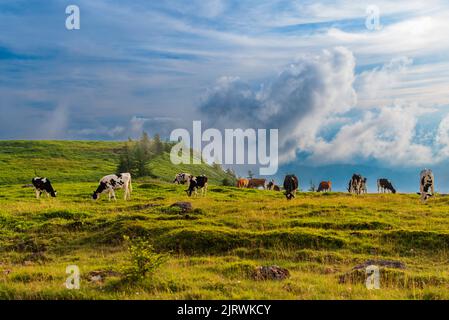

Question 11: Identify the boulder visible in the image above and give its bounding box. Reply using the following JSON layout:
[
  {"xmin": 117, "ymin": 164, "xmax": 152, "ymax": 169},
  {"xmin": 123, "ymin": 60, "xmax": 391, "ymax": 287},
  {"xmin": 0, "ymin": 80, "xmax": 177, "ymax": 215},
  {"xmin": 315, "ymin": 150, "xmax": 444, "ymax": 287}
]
[
  {"xmin": 252, "ymin": 265, "xmax": 290, "ymax": 281},
  {"xmin": 352, "ymin": 259, "xmax": 406, "ymax": 271},
  {"xmin": 339, "ymin": 259, "xmax": 406, "ymax": 284},
  {"xmin": 87, "ymin": 270, "xmax": 121, "ymax": 283},
  {"xmin": 170, "ymin": 202, "xmax": 193, "ymax": 213}
]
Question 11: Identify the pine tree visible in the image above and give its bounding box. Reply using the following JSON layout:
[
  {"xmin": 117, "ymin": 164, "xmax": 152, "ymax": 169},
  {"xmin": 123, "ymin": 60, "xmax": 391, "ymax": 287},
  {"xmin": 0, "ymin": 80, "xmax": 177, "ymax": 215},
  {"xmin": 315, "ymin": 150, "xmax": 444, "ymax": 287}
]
[
  {"xmin": 153, "ymin": 133, "xmax": 164, "ymax": 155},
  {"xmin": 117, "ymin": 141, "xmax": 134, "ymax": 175}
]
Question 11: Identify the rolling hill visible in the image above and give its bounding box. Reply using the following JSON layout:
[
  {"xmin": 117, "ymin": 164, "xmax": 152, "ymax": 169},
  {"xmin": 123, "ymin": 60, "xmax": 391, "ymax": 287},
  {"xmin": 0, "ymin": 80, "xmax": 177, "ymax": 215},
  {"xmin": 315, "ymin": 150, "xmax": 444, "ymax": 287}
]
[
  {"xmin": 0, "ymin": 140, "xmax": 448, "ymax": 300},
  {"xmin": 0, "ymin": 140, "xmax": 234, "ymax": 185}
]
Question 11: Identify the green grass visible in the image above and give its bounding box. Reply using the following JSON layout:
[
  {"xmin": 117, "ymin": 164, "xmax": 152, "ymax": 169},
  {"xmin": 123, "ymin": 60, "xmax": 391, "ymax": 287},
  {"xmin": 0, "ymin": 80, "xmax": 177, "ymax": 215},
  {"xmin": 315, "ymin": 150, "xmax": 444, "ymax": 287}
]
[
  {"xmin": 1, "ymin": 141, "xmax": 449, "ymax": 299},
  {"xmin": 0, "ymin": 140, "xmax": 233, "ymax": 185},
  {"xmin": 1, "ymin": 183, "xmax": 449, "ymax": 299}
]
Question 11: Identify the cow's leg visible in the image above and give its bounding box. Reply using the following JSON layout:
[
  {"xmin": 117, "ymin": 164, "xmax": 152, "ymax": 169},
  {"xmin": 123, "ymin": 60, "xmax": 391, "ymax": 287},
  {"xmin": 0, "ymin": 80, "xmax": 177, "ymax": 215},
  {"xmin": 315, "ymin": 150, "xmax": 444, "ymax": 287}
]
[
  {"xmin": 35, "ymin": 189, "xmax": 40, "ymax": 199},
  {"xmin": 126, "ymin": 184, "xmax": 131, "ymax": 200},
  {"xmin": 111, "ymin": 190, "xmax": 117, "ymax": 201}
]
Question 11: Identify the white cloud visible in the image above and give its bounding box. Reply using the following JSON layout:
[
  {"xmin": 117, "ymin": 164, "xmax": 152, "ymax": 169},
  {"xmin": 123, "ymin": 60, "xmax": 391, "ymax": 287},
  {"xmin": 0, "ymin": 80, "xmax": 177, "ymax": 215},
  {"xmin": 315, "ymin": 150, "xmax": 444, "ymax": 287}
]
[
  {"xmin": 199, "ymin": 47, "xmax": 449, "ymax": 167},
  {"xmin": 356, "ymin": 56, "xmax": 413, "ymax": 108},
  {"xmin": 200, "ymin": 47, "xmax": 357, "ymax": 163},
  {"xmin": 309, "ymin": 102, "xmax": 434, "ymax": 166}
]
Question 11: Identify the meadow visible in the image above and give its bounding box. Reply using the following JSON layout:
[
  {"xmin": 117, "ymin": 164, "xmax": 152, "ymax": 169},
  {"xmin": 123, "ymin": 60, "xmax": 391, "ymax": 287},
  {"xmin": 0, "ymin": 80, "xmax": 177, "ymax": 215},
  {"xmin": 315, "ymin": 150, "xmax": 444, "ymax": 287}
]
[{"xmin": 1, "ymin": 141, "xmax": 449, "ymax": 300}]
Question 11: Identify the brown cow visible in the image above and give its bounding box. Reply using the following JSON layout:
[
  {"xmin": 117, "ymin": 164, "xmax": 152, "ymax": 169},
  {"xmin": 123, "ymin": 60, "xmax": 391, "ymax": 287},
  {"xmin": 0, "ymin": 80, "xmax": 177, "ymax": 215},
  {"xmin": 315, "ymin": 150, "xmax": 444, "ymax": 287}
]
[
  {"xmin": 248, "ymin": 178, "xmax": 266, "ymax": 189},
  {"xmin": 317, "ymin": 181, "xmax": 332, "ymax": 192},
  {"xmin": 236, "ymin": 178, "xmax": 249, "ymax": 188}
]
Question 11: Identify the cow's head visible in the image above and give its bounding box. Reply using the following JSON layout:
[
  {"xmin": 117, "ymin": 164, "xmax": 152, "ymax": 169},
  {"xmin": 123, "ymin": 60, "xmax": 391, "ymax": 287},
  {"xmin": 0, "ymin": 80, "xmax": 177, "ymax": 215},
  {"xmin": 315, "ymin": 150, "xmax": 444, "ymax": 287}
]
[
  {"xmin": 92, "ymin": 192, "xmax": 99, "ymax": 200},
  {"xmin": 417, "ymin": 192, "xmax": 433, "ymax": 202},
  {"xmin": 51, "ymin": 190, "xmax": 57, "ymax": 197}
]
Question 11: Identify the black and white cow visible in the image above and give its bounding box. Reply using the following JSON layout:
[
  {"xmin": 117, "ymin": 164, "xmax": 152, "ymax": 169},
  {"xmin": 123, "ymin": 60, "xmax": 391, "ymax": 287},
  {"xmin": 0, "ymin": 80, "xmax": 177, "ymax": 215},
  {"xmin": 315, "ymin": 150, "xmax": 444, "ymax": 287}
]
[
  {"xmin": 92, "ymin": 173, "xmax": 132, "ymax": 201},
  {"xmin": 283, "ymin": 175, "xmax": 298, "ymax": 200},
  {"xmin": 419, "ymin": 169, "xmax": 434, "ymax": 201},
  {"xmin": 186, "ymin": 175, "xmax": 208, "ymax": 197},
  {"xmin": 173, "ymin": 173, "xmax": 192, "ymax": 185},
  {"xmin": 377, "ymin": 178, "xmax": 396, "ymax": 193},
  {"xmin": 348, "ymin": 174, "xmax": 365, "ymax": 195},
  {"xmin": 32, "ymin": 177, "xmax": 57, "ymax": 199},
  {"xmin": 361, "ymin": 177, "xmax": 368, "ymax": 194}
]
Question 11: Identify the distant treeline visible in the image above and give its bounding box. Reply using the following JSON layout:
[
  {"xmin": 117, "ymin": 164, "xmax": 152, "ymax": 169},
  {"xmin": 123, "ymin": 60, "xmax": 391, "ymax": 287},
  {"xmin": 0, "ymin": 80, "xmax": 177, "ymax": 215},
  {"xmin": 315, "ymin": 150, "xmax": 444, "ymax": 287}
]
[
  {"xmin": 116, "ymin": 132, "xmax": 237, "ymax": 185},
  {"xmin": 117, "ymin": 132, "xmax": 173, "ymax": 178}
]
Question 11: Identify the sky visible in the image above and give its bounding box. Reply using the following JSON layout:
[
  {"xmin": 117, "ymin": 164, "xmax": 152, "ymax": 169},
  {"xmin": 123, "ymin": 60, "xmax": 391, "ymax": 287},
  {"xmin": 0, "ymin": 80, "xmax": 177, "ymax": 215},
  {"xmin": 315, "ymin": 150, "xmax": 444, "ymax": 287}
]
[{"xmin": 1, "ymin": 0, "xmax": 449, "ymax": 178}]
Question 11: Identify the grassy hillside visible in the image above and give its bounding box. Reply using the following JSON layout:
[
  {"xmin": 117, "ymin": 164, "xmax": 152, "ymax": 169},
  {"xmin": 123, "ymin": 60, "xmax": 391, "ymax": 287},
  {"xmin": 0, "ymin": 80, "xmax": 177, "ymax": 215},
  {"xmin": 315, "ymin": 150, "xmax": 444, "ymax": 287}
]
[
  {"xmin": 1, "ymin": 141, "xmax": 449, "ymax": 300},
  {"xmin": 0, "ymin": 141, "xmax": 233, "ymax": 185},
  {"xmin": 1, "ymin": 183, "xmax": 449, "ymax": 299}
]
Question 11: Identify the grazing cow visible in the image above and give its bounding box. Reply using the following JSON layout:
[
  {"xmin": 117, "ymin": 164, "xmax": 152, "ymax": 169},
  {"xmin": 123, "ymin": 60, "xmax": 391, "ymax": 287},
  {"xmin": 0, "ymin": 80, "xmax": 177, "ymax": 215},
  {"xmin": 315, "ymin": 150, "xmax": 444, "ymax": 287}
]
[
  {"xmin": 419, "ymin": 169, "xmax": 434, "ymax": 201},
  {"xmin": 32, "ymin": 177, "xmax": 57, "ymax": 199},
  {"xmin": 267, "ymin": 180, "xmax": 281, "ymax": 191},
  {"xmin": 317, "ymin": 181, "xmax": 332, "ymax": 192},
  {"xmin": 361, "ymin": 178, "xmax": 368, "ymax": 194},
  {"xmin": 377, "ymin": 179, "xmax": 396, "ymax": 193},
  {"xmin": 186, "ymin": 175, "xmax": 208, "ymax": 197},
  {"xmin": 173, "ymin": 173, "xmax": 192, "ymax": 185},
  {"xmin": 348, "ymin": 174, "xmax": 365, "ymax": 195},
  {"xmin": 283, "ymin": 175, "xmax": 299, "ymax": 200},
  {"xmin": 92, "ymin": 173, "xmax": 132, "ymax": 201},
  {"xmin": 248, "ymin": 178, "xmax": 267, "ymax": 189},
  {"xmin": 237, "ymin": 178, "xmax": 249, "ymax": 188}
]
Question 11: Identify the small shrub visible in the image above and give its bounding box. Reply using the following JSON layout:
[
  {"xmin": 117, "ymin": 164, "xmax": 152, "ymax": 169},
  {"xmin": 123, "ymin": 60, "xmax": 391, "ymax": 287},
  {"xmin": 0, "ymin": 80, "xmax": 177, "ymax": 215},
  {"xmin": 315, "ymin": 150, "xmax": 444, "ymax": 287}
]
[
  {"xmin": 222, "ymin": 178, "xmax": 235, "ymax": 186},
  {"xmin": 122, "ymin": 236, "xmax": 167, "ymax": 282}
]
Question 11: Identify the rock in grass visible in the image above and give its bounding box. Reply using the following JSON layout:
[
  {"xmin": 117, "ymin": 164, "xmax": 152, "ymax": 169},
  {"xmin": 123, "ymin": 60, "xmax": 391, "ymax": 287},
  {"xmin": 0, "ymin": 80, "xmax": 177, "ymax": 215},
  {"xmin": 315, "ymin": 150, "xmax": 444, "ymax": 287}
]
[
  {"xmin": 252, "ymin": 265, "xmax": 290, "ymax": 281},
  {"xmin": 170, "ymin": 202, "xmax": 193, "ymax": 213},
  {"xmin": 352, "ymin": 259, "xmax": 406, "ymax": 270},
  {"xmin": 87, "ymin": 270, "xmax": 121, "ymax": 283},
  {"xmin": 339, "ymin": 259, "xmax": 406, "ymax": 284}
]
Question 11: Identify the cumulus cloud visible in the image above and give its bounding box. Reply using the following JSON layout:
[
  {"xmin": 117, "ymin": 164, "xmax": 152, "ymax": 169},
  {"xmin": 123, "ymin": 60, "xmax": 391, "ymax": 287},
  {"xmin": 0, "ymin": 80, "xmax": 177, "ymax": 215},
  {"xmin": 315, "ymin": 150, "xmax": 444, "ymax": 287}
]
[
  {"xmin": 199, "ymin": 47, "xmax": 445, "ymax": 167},
  {"xmin": 200, "ymin": 47, "xmax": 357, "ymax": 163},
  {"xmin": 356, "ymin": 56, "xmax": 413, "ymax": 107},
  {"xmin": 435, "ymin": 114, "xmax": 449, "ymax": 160},
  {"xmin": 129, "ymin": 116, "xmax": 183, "ymax": 137},
  {"xmin": 309, "ymin": 102, "xmax": 433, "ymax": 166}
]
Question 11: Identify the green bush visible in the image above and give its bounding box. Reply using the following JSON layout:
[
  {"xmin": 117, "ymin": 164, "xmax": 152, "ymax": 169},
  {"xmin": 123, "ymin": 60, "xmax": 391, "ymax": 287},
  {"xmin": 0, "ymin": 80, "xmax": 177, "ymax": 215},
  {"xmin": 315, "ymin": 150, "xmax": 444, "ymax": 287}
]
[{"xmin": 122, "ymin": 236, "xmax": 167, "ymax": 282}]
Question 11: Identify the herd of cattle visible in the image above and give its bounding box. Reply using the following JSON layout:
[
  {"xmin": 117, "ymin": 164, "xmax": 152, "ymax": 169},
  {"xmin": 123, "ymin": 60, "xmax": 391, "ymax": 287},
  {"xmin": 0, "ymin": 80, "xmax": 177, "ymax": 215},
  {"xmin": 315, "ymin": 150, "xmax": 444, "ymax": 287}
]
[{"xmin": 29, "ymin": 169, "xmax": 435, "ymax": 202}]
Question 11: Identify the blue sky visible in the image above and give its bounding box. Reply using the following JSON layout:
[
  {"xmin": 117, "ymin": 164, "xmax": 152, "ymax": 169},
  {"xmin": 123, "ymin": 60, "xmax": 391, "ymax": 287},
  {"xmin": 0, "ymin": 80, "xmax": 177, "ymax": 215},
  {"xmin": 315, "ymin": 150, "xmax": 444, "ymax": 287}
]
[{"xmin": 1, "ymin": 0, "xmax": 449, "ymax": 171}]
